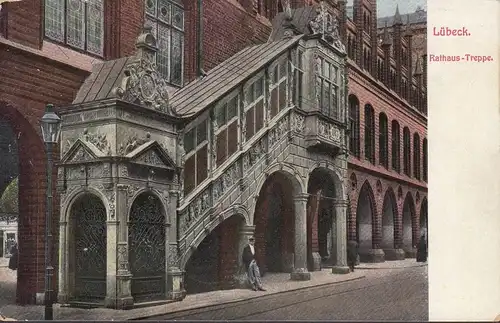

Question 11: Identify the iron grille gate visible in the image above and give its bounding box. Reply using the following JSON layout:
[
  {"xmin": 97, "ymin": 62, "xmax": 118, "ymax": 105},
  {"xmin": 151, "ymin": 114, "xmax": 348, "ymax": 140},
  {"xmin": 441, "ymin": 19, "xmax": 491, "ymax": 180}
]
[
  {"xmin": 129, "ymin": 194, "xmax": 166, "ymax": 303},
  {"xmin": 73, "ymin": 194, "xmax": 107, "ymax": 303}
]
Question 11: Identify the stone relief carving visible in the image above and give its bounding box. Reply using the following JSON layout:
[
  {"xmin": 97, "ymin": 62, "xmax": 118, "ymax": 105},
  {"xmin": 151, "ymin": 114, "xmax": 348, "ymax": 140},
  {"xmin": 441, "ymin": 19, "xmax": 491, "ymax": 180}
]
[
  {"xmin": 82, "ymin": 129, "xmax": 111, "ymax": 155},
  {"xmin": 93, "ymin": 183, "xmax": 116, "ymax": 219},
  {"xmin": 268, "ymin": 115, "xmax": 289, "ymax": 148},
  {"xmin": 136, "ymin": 149, "xmax": 165, "ymax": 167},
  {"xmin": 119, "ymin": 133, "xmax": 151, "ymax": 155},
  {"xmin": 243, "ymin": 138, "xmax": 266, "ymax": 172},
  {"xmin": 63, "ymin": 108, "xmax": 114, "ymax": 126},
  {"xmin": 212, "ymin": 162, "xmax": 241, "ymax": 203},
  {"xmin": 67, "ymin": 166, "xmax": 86, "ymax": 180},
  {"xmin": 179, "ymin": 189, "xmax": 212, "ymax": 235},
  {"xmin": 309, "ymin": 2, "xmax": 346, "ymax": 52},
  {"xmin": 168, "ymin": 244, "xmax": 180, "ymax": 268},
  {"xmin": 112, "ymin": 27, "xmax": 177, "ymax": 116},
  {"xmin": 117, "ymin": 244, "xmax": 129, "ymax": 271},
  {"xmin": 69, "ymin": 148, "xmax": 94, "ymax": 163},
  {"xmin": 318, "ymin": 119, "xmax": 341, "ymax": 143},
  {"xmin": 291, "ymin": 113, "xmax": 306, "ymax": 133}
]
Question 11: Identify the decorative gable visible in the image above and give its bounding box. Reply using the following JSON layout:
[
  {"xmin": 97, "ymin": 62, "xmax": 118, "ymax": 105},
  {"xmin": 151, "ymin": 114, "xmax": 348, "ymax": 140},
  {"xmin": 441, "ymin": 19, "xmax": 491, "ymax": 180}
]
[
  {"xmin": 127, "ymin": 141, "xmax": 176, "ymax": 170},
  {"xmin": 61, "ymin": 139, "xmax": 102, "ymax": 164}
]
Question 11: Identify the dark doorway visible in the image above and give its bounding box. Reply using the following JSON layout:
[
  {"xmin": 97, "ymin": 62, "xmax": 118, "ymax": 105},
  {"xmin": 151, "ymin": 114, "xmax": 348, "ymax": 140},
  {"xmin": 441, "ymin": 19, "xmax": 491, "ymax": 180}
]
[
  {"xmin": 265, "ymin": 184, "xmax": 283, "ymax": 273},
  {"xmin": 184, "ymin": 231, "xmax": 219, "ymax": 295}
]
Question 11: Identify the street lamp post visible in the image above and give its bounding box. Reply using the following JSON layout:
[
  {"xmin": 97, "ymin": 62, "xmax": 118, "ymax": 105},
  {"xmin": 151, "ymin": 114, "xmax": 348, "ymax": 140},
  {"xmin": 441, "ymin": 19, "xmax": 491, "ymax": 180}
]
[{"xmin": 40, "ymin": 104, "xmax": 62, "ymax": 321}]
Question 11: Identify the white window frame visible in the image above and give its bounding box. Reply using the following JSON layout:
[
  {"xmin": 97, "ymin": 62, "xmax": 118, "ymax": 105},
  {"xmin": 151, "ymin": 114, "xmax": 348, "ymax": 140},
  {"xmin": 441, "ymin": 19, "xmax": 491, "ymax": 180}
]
[
  {"xmin": 144, "ymin": 0, "xmax": 184, "ymax": 86},
  {"xmin": 291, "ymin": 47, "xmax": 305, "ymax": 109},
  {"xmin": 316, "ymin": 55, "xmax": 340, "ymax": 119},
  {"xmin": 213, "ymin": 90, "xmax": 240, "ymax": 167},
  {"xmin": 44, "ymin": 0, "xmax": 105, "ymax": 56},
  {"xmin": 183, "ymin": 113, "xmax": 209, "ymax": 191},
  {"xmin": 268, "ymin": 55, "xmax": 288, "ymax": 118},
  {"xmin": 242, "ymin": 72, "xmax": 266, "ymax": 143}
]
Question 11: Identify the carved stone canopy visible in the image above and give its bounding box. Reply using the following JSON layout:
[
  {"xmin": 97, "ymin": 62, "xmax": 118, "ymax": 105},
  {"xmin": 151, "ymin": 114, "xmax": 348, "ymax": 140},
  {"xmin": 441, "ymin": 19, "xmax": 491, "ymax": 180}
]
[
  {"xmin": 308, "ymin": 1, "xmax": 346, "ymax": 53},
  {"xmin": 112, "ymin": 27, "xmax": 178, "ymax": 116}
]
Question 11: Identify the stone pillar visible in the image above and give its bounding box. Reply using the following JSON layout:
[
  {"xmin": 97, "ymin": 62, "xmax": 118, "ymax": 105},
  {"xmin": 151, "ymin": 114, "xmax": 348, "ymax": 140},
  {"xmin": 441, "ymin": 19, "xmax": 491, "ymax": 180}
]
[
  {"xmin": 104, "ymin": 218, "xmax": 118, "ymax": 308},
  {"xmin": 113, "ymin": 184, "xmax": 133, "ymax": 309},
  {"xmin": 57, "ymin": 220, "xmax": 69, "ymax": 303},
  {"xmin": 332, "ymin": 200, "xmax": 349, "ymax": 274},
  {"xmin": 236, "ymin": 224, "xmax": 255, "ymax": 287},
  {"xmin": 166, "ymin": 191, "xmax": 185, "ymax": 301},
  {"xmin": 290, "ymin": 193, "xmax": 311, "ymax": 281}
]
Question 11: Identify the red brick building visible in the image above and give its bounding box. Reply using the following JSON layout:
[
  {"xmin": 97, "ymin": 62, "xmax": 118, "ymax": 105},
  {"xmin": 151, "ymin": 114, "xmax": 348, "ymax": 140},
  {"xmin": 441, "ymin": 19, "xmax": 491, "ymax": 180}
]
[{"xmin": 0, "ymin": 0, "xmax": 426, "ymax": 305}]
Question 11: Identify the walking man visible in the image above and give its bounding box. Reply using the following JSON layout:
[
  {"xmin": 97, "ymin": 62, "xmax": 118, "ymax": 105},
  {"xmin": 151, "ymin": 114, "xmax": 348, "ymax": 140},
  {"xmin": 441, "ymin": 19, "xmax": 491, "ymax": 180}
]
[
  {"xmin": 347, "ymin": 240, "xmax": 358, "ymax": 272},
  {"xmin": 242, "ymin": 237, "xmax": 266, "ymax": 291}
]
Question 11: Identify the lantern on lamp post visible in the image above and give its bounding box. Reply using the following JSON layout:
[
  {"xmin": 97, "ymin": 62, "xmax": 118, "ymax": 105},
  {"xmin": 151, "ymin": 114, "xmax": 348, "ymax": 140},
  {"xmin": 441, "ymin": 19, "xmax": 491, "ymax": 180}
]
[{"xmin": 40, "ymin": 104, "xmax": 61, "ymax": 321}]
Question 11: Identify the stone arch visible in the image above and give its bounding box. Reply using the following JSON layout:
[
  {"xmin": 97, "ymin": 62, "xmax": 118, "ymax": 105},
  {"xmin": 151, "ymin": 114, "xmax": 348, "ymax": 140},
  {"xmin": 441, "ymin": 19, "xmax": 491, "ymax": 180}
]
[
  {"xmin": 128, "ymin": 191, "xmax": 168, "ymax": 302},
  {"xmin": 66, "ymin": 192, "xmax": 108, "ymax": 303},
  {"xmin": 307, "ymin": 163, "xmax": 345, "ymax": 199},
  {"xmin": 419, "ymin": 197, "xmax": 428, "ymax": 241},
  {"xmin": 126, "ymin": 187, "xmax": 169, "ymax": 223},
  {"xmin": 253, "ymin": 167, "xmax": 304, "ymax": 275},
  {"xmin": 402, "ymin": 192, "xmax": 417, "ymax": 257},
  {"xmin": 0, "ymin": 101, "xmax": 48, "ymax": 304},
  {"xmin": 179, "ymin": 205, "xmax": 250, "ymax": 269},
  {"xmin": 251, "ymin": 163, "xmax": 305, "ymax": 224},
  {"xmin": 182, "ymin": 210, "xmax": 248, "ymax": 294},
  {"xmin": 381, "ymin": 188, "xmax": 401, "ymax": 259},
  {"xmin": 62, "ymin": 186, "xmax": 111, "ymax": 222},
  {"xmin": 356, "ymin": 180, "xmax": 377, "ymax": 259},
  {"xmin": 306, "ymin": 167, "xmax": 343, "ymax": 270}
]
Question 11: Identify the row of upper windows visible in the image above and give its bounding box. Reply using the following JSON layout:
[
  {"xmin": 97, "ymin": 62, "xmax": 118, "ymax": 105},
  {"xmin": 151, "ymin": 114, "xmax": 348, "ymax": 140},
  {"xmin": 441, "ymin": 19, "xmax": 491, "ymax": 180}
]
[
  {"xmin": 348, "ymin": 95, "xmax": 427, "ymax": 183},
  {"xmin": 43, "ymin": 0, "xmax": 184, "ymax": 86}
]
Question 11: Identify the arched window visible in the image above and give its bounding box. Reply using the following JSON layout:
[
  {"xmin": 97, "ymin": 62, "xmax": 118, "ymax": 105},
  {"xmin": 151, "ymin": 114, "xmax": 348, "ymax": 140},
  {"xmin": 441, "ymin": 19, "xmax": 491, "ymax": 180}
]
[
  {"xmin": 391, "ymin": 120, "xmax": 400, "ymax": 172},
  {"xmin": 364, "ymin": 104, "xmax": 375, "ymax": 163},
  {"xmin": 145, "ymin": 0, "xmax": 185, "ymax": 86},
  {"xmin": 413, "ymin": 133, "xmax": 421, "ymax": 179},
  {"xmin": 423, "ymin": 138, "xmax": 428, "ymax": 182},
  {"xmin": 379, "ymin": 113, "xmax": 389, "ymax": 168},
  {"xmin": 403, "ymin": 127, "xmax": 411, "ymax": 176},
  {"xmin": 348, "ymin": 95, "xmax": 360, "ymax": 157},
  {"xmin": 44, "ymin": 0, "xmax": 105, "ymax": 56}
]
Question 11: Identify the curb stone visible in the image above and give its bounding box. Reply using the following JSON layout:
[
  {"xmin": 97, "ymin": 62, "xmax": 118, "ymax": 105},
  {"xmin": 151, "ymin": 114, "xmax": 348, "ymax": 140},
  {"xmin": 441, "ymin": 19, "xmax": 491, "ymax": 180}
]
[{"xmin": 129, "ymin": 275, "xmax": 366, "ymax": 320}]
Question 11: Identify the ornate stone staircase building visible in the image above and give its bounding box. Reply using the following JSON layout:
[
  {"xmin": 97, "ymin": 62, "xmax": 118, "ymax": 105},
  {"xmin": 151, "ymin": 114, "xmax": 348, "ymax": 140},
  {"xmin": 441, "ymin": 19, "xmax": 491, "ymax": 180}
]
[{"xmin": 56, "ymin": 4, "xmax": 350, "ymax": 309}]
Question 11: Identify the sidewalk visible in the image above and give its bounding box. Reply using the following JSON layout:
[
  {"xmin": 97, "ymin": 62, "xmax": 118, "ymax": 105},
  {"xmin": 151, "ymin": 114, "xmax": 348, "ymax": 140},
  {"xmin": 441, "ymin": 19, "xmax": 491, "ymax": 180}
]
[{"xmin": 0, "ymin": 259, "xmax": 425, "ymax": 321}]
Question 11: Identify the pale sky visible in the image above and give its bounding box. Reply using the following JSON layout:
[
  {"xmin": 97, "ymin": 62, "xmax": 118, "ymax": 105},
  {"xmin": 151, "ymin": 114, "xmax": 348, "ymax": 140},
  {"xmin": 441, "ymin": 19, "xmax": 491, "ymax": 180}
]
[{"xmin": 346, "ymin": 0, "xmax": 427, "ymax": 18}]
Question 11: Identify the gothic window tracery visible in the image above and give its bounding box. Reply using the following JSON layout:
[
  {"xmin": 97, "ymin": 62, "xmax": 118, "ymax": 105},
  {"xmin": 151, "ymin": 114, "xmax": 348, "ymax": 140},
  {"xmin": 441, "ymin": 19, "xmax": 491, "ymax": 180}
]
[
  {"xmin": 44, "ymin": 0, "xmax": 104, "ymax": 56},
  {"xmin": 144, "ymin": 0, "xmax": 184, "ymax": 86},
  {"xmin": 183, "ymin": 118, "xmax": 208, "ymax": 195}
]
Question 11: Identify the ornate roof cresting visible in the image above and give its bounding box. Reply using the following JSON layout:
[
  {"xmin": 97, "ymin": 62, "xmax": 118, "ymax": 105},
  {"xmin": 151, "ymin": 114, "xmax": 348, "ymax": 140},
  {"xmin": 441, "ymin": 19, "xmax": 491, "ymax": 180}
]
[
  {"xmin": 308, "ymin": 1, "xmax": 346, "ymax": 53},
  {"xmin": 112, "ymin": 26, "xmax": 178, "ymax": 116}
]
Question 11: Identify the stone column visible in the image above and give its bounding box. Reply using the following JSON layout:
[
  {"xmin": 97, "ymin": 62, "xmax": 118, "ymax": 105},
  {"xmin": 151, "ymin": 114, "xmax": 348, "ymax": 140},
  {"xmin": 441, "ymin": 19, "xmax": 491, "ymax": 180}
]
[
  {"xmin": 236, "ymin": 224, "xmax": 255, "ymax": 287},
  {"xmin": 166, "ymin": 191, "xmax": 184, "ymax": 301},
  {"xmin": 290, "ymin": 193, "xmax": 311, "ymax": 281},
  {"xmin": 104, "ymin": 218, "xmax": 118, "ymax": 308},
  {"xmin": 331, "ymin": 200, "xmax": 349, "ymax": 274},
  {"xmin": 113, "ymin": 184, "xmax": 133, "ymax": 309},
  {"xmin": 57, "ymin": 220, "xmax": 69, "ymax": 303}
]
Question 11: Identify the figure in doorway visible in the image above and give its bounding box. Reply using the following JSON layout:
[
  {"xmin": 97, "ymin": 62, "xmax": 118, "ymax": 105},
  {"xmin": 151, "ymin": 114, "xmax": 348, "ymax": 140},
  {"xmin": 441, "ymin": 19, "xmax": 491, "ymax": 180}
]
[
  {"xmin": 416, "ymin": 233, "xmax": 427, "ymax": 263},
  {"xmin": 8, "ymin": 242, "xmax": 18, "ymax": 271},
  {"xmin": 347, "ymin": 240, "xmax": 358, "ymax": 272},
  {"xmin": 242, "ymin": 237, "xmax": 266, "ymax": 291}
]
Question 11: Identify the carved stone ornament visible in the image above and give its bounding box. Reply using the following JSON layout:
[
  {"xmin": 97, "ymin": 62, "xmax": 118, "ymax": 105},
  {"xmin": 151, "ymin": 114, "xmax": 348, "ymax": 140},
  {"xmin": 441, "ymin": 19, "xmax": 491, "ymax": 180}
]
[
  {"xmin": 179, "ymin": 189, "xmax": 212, "ymax": 236},
  {"xmin": 268, "ymin": 115, "xmax": 289, "ymax": 148},
  {"xmin": 93, "ymin": 183, "xmax": 116, "ymax": 219},
  {"xmin": 119, "ymin": 132, "xmax": 151, "ymax": 155},
  {"xmin": 212, "ymin": 162, "xmax": 241, "ymax": 203},
  {"xmin": 112, "ymin": 27, "xmax": 177, "ymax": 116},
  {"xmin": 117, "ymin": 243, "xmax": 129, "ymax": 271},
  {"xmin": 309, "ymin": 2, "xmax": 346, "ymax": 53},
  {"xmin": 291, "ymin": 113, "xmax": 305, "ymax": 133},
  {"xmin": 168, "ymin": 244, "xmax": 180, "ymax": 268},
  {"xmin": 243, "ymin": 138, "xmax": 266, "ymax": 173},
  {"xmin": 318, "ymin": 119, "xmax": 341, "ymax": 142},
  {"xmin": 82, "ymin": 129, "xmax": 111, "ymax": 155}
]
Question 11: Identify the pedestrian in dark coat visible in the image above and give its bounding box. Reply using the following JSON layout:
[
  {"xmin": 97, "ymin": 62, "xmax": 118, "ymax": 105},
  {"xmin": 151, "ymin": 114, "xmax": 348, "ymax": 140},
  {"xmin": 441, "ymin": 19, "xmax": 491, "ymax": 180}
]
[
  {"xmin": 347, "ymin": 240, "xmax": 358, "ymax": 272},
  {"xmin": 416, "ymin": 234, "xmax": 427, "ymax": 262},
  {"xmin": 8, "ymin": 242, "xmax": 18, "ymax": 271}
]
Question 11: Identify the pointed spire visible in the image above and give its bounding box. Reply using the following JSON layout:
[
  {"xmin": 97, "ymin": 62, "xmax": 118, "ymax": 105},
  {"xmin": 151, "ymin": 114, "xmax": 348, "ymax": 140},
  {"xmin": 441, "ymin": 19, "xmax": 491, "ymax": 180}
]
[
  {"xmin": 382, "ymin": 22, "xmax": 392, "ymax": 47},
  {"xmin": 414, "ymin": 55, "xmax": 423, "ymax": 75},
  {"xmin": 393, "ymin": 5, "xmax": 402, "ymax": 25}
]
